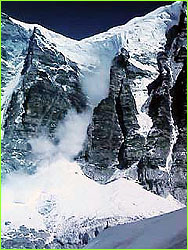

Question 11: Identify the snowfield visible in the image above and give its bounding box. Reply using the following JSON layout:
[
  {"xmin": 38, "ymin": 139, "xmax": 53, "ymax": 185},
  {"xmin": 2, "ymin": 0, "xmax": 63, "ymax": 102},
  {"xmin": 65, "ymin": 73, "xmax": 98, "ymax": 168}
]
[
  {"xmin": 85, "ymin": 207, "xmax": 187, "ymax": 249},
  {"xmin": 2, "ymin": 156, "xmax": 184, "ymax": 233}
]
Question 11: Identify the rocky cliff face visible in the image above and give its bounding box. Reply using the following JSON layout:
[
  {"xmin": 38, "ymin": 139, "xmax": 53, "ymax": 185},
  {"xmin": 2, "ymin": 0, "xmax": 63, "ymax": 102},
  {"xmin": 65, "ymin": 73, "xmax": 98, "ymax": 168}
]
[
  {"xmin": 141, "ymin": 2, "xmax": 187, "ymax": 203},
  {"xmin": 1, "ymin": 2, "xmax": 186, "ymax": 249},
  {"xmin": 82, "ymin": 3, "xmax": 187, "ymax": 203},
  {"xmin": 82, "ymin": 49, "xmax": 145, "ymax": 181},
  {"xmin": 1, "ymin": 13, "xmax": 87, "ymax": 176},
  {"xmin": 168, "ymin": 3, "xmax": 187, "ymax": 203}
]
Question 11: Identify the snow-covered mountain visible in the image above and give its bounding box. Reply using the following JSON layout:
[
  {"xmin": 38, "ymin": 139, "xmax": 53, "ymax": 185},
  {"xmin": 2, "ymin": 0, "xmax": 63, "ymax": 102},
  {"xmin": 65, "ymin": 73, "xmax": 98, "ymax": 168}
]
[{"xmin": 1, "ymin": 1, "xmax": 187, "ymax": 249}]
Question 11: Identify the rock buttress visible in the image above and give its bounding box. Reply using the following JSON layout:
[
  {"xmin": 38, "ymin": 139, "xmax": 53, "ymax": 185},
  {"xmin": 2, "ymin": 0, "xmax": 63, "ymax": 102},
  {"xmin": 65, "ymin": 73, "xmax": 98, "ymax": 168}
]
[
  {"xmin": 83, "ymin": 49, "xmax": 145, "ymax": 181},
  {"xmin": 2, "ymin": 21, "xmax": 87, "ymax": 176},
  {"xmin": 138, "ymin": 2, "xmax": 187, "ymax": 203}
]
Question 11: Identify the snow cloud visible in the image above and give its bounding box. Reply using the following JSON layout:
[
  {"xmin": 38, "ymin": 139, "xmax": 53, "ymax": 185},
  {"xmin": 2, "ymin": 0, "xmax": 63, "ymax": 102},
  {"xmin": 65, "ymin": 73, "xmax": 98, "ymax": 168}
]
[
  {"xmin": 29, "ymin": 109, "xmax": 91, "ymax": 162},
  {"xmin": 80, "ymin": 54, "xmax": 113, "ymax": 106}
]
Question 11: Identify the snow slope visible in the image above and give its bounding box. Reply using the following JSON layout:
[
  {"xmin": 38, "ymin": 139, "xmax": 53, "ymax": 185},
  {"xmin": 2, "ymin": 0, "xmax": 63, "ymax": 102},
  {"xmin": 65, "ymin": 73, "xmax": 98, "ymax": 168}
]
[
  {"xmin": 85, "ymin": 207, "xmax": 187, "ymax": 249},
  {"xmin": 1, "ymin": 61, "xmax": 24, "ymax": 138},
  {"xmin": 2, "ymin": 156, "xmax": 184, "ymax": 234},
  {"xmin": 12, "ymin": 1, "xmax": 181, "ymax": 66}
]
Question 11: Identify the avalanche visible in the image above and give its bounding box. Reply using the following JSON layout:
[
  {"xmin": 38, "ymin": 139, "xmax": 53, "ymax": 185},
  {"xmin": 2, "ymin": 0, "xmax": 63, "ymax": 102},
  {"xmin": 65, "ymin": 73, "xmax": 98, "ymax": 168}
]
[
  {"xmin": 1, "ymin": 1, "xmax": 186, "ymax": 248},
  {"xmin": 2, "ymin": 156, "xmax": 184, "ymax": 233},
  {"xmin": 2, "ymin": 110, "xmax": 184, "ymax": 235}
]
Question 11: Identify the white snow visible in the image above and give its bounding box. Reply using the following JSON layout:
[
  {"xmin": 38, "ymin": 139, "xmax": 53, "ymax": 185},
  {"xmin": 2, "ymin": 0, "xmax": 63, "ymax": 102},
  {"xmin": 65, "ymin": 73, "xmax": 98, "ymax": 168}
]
[
  {"xmin": 129, "ymin": 58, "xmax": 156, "ymax": 73},
  {"xmin": 1, "ymin": 157, "xmax": 184, "ymax": 233},
  {"xmin": 85, "ymin": 207, "xmax": 187, "ymax": 249},
  {"xmin": 131, "ymin": 77, "xmax": 154, "ymax": 137},
  {"xmin": 164, "ymin": 95, "xmax": 179, "ymax": 173},
  {"xmin": 1, "ymin": 61, "xmax": 24, "ymax": 138}
]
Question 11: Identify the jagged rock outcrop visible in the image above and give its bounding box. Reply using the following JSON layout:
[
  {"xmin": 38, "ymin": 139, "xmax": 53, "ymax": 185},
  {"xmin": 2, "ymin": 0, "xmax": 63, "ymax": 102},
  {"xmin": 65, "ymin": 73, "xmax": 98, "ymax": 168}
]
[
  {"xmin": 169, "ymin": 2, "xmax": 187, "ymax": 203},
  {"xmin": 82, "ymin": 48, "xmax": 145, "ymax": 181},
  {"xmin": 137, "ymin": 2, "xmax": 187, "ymax": 203},
  {"xmin": 1, "ymin": 13, "xmax": 31, "ymax": 91},
  {"xmin": 170, "ymin": 62, "xmax": 187, "ymax": 203},
  {"xmin": 1, "ymin": 14, "xmax": 87, "ymax": 176}
]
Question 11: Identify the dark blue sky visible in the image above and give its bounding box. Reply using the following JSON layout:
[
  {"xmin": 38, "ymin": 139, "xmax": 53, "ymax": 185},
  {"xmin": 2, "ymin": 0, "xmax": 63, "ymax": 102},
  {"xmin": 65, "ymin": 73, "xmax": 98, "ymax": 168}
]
[{"xmin": 2, "ymin": 1, "xmax": 173, "ymax": 40}]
